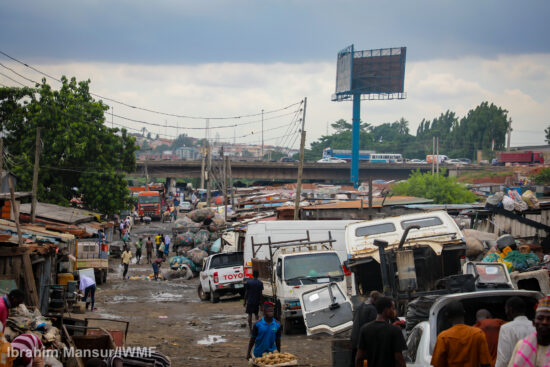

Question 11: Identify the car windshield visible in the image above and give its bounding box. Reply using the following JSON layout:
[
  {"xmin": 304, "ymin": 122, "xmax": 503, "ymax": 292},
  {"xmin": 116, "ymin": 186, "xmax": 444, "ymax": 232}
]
[
  {"xmin": 210, "ymin": 253, "xmax": 243, "ymax": 269},
  {"xmin": 138, "ymin": 195, "xmax": 161, "ymax": 204},
  {"xmin": 284, "ymin": 253, "xmax": 343, "ymax": 281}
]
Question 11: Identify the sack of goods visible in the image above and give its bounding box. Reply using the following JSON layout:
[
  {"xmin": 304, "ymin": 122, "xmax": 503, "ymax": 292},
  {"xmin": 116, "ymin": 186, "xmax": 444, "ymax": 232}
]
[
  {"xmin": 194, "ymin": 229, "xmax": 210, "ymax": 246},
  {"xmin": 252, "ymin": 351, "xmax": 298, "ymax": 366},
  {"xmin": 189, "ymin": 208, "xmax": 216, "ymax": 223},
  {"xmin": 186, "ymin": 248, "xmax": 209, "ymax": 266}
]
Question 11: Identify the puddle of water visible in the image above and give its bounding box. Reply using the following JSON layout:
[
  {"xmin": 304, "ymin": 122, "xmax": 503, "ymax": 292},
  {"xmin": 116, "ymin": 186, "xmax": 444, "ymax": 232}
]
[
  {"xmin": 111, "ymin": 295, "xmax": 138, "ymax": 303},
  {"xmin": 197, "ymin": 335, "xmax": 227, "ymax": 345},
  {"xmin": 94, "ymin": 312, "xmax": 122, "ymax": 320},
  {"xmin": 154, "ymin": 292, "xmax": 184, "ymax": 302}
]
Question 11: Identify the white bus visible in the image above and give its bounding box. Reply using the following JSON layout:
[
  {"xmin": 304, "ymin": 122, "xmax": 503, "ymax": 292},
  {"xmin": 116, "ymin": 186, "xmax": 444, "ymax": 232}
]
[{"xmin": 369, "ymin": 153, "xmax": 403, "ymax": 163}]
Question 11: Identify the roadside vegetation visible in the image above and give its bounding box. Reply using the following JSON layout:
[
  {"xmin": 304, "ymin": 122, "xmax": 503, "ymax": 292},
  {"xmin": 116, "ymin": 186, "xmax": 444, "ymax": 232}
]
[
  {"xmin": 0, "ymin": 78, "xmax": 138, "ymax": 214},
  {"xmin": 391, "ymin": 169, "xmax": 478, "ymax": 204},
  {"xmin": 531, "ymin": 168, "xmax": 550, "ymax": 185}
]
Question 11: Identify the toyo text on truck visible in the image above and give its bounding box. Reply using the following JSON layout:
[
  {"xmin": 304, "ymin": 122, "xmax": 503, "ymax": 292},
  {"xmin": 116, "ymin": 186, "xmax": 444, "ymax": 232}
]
[
  {"xmin": 248, "ymin": 232, "xmax": 352, "ymax": 335},
  {"xmin": 137, "ymin": 191, "xmax": 162, "ymax": 220}
]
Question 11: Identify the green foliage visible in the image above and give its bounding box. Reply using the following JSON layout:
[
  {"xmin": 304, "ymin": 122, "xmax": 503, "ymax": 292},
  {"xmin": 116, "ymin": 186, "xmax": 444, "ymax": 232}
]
[
  {"xmin": 545, "ymin": 126, "xmax": 550, "ymax": 144},
  {"xmin": 0, "ymin": 77, "xmax": 138, "ymax": 215},
  {"xmin": 531, "ymin": 168, "xmax": 550, "ymax": 185},
  {"xmin": 303, "ymin": 102, "xmax": 511, "ymax": 162},
  {"xmin": 391, "ymin": 169, "xmax": 478, "ymax": 204}
]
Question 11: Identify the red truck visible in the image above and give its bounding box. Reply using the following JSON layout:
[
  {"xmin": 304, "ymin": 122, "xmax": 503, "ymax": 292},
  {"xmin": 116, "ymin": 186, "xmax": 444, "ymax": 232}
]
[
  {"xmin": 496, "ymin": 151, "xmax": 544, "ymax": 165},
  {"xmin": 137, "ymin": 191, "xmax": 162, "ymax": 220}
]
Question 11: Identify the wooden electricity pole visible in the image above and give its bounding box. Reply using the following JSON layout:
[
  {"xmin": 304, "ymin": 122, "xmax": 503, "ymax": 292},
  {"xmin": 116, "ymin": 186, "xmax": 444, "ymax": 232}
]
[
  {"xmin": 206, "ymin": 143, "xmax": 212, "ymax": 206},
  {"xmin": 0, "ymin": 138, "xmax": 3, "ymax": 191},
  {"xmin": 294, "ymin": 98, "xmax": 307, "ymax": 220},
  {"xmin": 224, "ymin": 156, "xmax": 228, "ymax": 221},
  {"xmin": 31, "ymin": 127, "xmax": 42, "ymax": 223},
  {"xmin": 229, "ymin": 157, "xmax": 234, "ymax": 208}
]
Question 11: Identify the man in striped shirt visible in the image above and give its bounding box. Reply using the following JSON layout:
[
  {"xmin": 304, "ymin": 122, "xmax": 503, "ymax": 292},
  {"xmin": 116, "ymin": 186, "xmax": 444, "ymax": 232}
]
[{"xmin": 11, "ymin": 333, "xmax": 43, "ymax": 367}]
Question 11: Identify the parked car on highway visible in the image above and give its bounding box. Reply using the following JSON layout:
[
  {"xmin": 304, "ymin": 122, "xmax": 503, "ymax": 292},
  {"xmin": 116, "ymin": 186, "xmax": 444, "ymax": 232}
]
[
  {"xmin": 409, "ymin": 159, "xmax": 426, "ymax": 164},
  {"xmin": 317, "ymin": 157, "xmax": 346, "ymax": 163},
  {"xmin": 280, "ymin": 157, "xmax": 297, "ymax": 163},
  {"xmin": 446, "ymin": 159, "xmax": 464, "ymax": 165},
  {"xmin": 458, "ymin": 158, "xmax": 472, "ymax": 164},
  {"xmin": 178, "ymin": 201, "xmax": 192, "ymax": 212}
]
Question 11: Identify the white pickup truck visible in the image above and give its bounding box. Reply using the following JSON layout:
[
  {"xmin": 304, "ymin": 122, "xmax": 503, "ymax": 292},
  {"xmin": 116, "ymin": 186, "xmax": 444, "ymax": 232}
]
[{"xmin": 197, "ymin": 251, "xmax": 245, "ymax": 303}]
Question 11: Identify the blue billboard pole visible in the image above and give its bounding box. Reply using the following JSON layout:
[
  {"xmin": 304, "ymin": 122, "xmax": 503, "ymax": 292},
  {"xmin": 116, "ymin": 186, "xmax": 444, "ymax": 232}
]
[{"xmin": 351, "ymin": 93, "xmax": 361, "ymax": 187}]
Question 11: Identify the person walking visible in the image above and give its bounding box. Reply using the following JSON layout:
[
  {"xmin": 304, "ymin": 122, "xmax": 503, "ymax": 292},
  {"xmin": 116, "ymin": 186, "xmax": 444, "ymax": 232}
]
[
  {"xmin": 146, "ymin": 236, "xmax": 154, "ymax": 264},
  {"xmin": 152, "ymin": 258, "xmax": 163, "ymax": 280},
  {"xmin": 244, "ymin": 270, "xmax": 264, "ymax": 331},
  {"xmin": 164, "ymin": 234, "xmax": 171, "ymax": 256},
  {"xmin": 135, "ymin": 237, "xmax": 143, "ymax": 265},
  {"xmin": 158, "ymin": 238, "xmax": 166, "ymax": 259},
  {"xmin": 121, "ymin": 246, "xmax": 132, "ymax": 280},
  {"xmin": 431, "ymin": 300, "xmax": 492, "ymax": 367},
  {"xmin": 495, "ymin": 297, "xmax": 535, "ymax": 367},
  {"xmin": 474, "ymin": 309, "xmax": 506, "ymax": 365},
  {"xmin": 507, "ymin": 296, "xmax": 550, "ymax": 366},
  {"xmin": 80, "ymin": 274, "xmax": 97, "ymax": 311},
  {"xmin": 246, "ymin": 302, "xmax": 281, "ymax": 360},
  {"xmin": 355, "ymin": 297, "xmax": 406, "ymax": 367},
  {"xmin": 350, "ymin": 290, "xmax": 382, "ymax": 366}
]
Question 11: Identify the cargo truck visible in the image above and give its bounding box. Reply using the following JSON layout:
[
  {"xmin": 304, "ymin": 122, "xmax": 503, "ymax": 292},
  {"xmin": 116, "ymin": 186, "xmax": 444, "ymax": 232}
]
[
  {"xmin": 495, "ymin": 151, "xmax": 544, "ymax": 165},
  {"xmin": 137, "ymin": 191, "xmax": 162, "ymax": 220}
]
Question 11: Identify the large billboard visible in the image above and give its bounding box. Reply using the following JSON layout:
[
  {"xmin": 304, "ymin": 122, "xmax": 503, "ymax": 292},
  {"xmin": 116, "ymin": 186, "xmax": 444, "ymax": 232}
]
[
  {"xmin": 334, "ymin": 46, "xmax": 406, "ymax": 98},
  {"xmin": 335, "ymin": 45, "xmax": 353, "ymax": 95}
]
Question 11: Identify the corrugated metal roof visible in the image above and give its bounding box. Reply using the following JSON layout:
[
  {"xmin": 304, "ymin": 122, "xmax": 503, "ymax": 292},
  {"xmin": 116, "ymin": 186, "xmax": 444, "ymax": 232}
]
[
  {"xmin": 19, "ymin": 202, "xmax": 101, "ymax": 224},
  {"xmin": 304, "ymin": 196, "xmax": 432, "ymax": 209}
]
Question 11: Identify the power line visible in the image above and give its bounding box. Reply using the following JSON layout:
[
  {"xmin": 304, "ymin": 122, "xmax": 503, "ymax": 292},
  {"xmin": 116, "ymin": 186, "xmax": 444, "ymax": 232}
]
[
  {"xmin": 0, "ymin": 49, "xmax": 303, "ymax": 121},
  {"xmin": 0, "ymin": 71, "xmax": 27, "ymax": 87}
]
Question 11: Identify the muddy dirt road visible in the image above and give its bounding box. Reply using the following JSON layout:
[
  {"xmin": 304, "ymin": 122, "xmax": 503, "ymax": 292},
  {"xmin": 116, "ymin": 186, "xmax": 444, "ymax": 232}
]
[{"xmin": 85, "ymin": 220, "xmax": 336, "ymax": 367}]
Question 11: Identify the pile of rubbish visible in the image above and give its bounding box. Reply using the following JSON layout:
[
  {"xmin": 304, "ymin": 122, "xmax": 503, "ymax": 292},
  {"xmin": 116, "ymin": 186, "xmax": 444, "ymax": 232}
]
[
  {"xmin": 128, "ymin": 273, "xmax": 165, "ymax": 281},
  {"xmin": 486, "ymin": 189, "xmax": 539, "ymax": 212},
  {"xmin": 5, "ymin": 304, "xmax": 64, "ymax": 366},
  {"xmin": 168, "ymin": 208, "xmax": 226, "ymax": 276}
]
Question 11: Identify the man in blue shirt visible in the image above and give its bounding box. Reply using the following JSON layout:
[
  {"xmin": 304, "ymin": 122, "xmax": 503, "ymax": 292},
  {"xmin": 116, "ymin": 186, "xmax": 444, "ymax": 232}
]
[
  {"xmin": 244, "ymin": 270, "xmax": 264, "ymax": 331},
  {"xmin": 247, "ymin": 302, "xmax": 281, "ymax": 360}
]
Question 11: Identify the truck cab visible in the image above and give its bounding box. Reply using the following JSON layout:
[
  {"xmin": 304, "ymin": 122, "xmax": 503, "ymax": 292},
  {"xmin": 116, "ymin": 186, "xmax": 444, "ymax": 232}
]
[
  {"xmin": 137, "ymin": 191, "xmax": 162, "ymax": 220},
  {"xmin": 250, "ymin": 235, "xmax": 352, "ymax": 335}
]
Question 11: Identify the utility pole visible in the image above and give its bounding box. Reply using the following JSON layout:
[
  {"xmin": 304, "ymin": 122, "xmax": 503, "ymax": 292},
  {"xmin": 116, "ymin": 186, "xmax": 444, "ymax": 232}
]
[
  {"xmin": 206, "ymin": 142, "xmax": 212, "ymax": 206},
  {"xmin": 261, "ymin": 109, "xmax": 264, "ymax": 160},
  {"xmin": 436, "ymin": 137, "xmax": 440, "ymax": 175},
  {"xmin": 432, "ymin": 136, "xmax": 437, "ymax": 176},
  {"xmin": 294, "ymin": 98, "xmax": 307, "ymax": 220},
  {"xmin": 0, "ymin": 138, "xmax": 3, "ymax": 193},
  {"xmin": 31, "ymin": 127, "xmax": 42, "ymax": 223},
  {"xmin": 229, "ymin": 156, "xmax": 234, "ymax": 209},
  {"xmin": 8, "ymin": 177, "xmax": 22, "ymax": 246},
  {"xmin": 200, "ymin": 147, "xmax": 205, "ymax": 189},
  {"xmin": 224, "ymin": 155, "xmax": 228, "ymax": 221},
  {"xmin": 507, "ymin": 118, "xmax": 512, "ymax": 151}
]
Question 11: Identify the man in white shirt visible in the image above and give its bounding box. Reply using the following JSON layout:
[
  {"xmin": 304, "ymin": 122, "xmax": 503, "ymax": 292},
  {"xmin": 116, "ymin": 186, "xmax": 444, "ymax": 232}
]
[
  {"xmin": 79, "ymin": 275, "xmax": 97, "ymax": 311},
  {"xmin": 496, "ymin": 296, "xmax": 535, "ymax": 367}
]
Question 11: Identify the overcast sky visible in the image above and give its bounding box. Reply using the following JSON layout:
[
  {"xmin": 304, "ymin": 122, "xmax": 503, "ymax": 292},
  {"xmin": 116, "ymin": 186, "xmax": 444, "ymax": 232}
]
[{"xmin": 1, "ymin": 0, "xmax": 549, "ymax": 150}]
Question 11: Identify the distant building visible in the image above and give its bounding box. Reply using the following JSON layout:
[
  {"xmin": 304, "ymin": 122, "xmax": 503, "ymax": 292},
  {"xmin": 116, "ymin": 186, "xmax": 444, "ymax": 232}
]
[{"xmin": 175, "ymin": 147, "xmax": 199, "ymax": 160}]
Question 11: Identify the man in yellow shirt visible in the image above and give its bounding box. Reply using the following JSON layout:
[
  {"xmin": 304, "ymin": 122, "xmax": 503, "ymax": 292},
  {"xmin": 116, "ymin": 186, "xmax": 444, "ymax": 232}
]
[{"xmin": 121, "ymin": 246, "xmax": 132, "ymax": 280}]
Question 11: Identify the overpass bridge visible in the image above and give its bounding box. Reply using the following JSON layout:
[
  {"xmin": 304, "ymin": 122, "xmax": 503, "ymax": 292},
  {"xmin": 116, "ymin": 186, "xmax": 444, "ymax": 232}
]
[{"xmin": 129, "ymin": 160, "xmax": 481, "ymax": 182}]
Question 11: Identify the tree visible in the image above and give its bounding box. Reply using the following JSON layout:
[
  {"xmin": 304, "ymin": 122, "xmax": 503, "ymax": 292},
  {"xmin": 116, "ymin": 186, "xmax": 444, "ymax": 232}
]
[
  {"xmin": 545, "ymin": 126, "xmax": 550, "ymax": 144},
  {"xmin": 330, "ymin": 119, "xmax": 371, "ymax": 133},
  {"xmin": 391, "ymin": 169, "xmax": 478, "ymax": 204},
  {"xmin": 0, "ymin": 77, "xmax": 138, "ymax": 215}
]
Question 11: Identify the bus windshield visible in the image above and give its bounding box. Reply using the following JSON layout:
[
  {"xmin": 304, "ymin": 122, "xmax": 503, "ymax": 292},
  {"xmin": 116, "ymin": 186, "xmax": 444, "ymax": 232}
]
[
  {"xmin": 284, "ymin": 253, "xmax": 343, "ymax": 282},
  {"xmin": 138, "ymin": 195, "xmax": 161, "ymax": 204}
]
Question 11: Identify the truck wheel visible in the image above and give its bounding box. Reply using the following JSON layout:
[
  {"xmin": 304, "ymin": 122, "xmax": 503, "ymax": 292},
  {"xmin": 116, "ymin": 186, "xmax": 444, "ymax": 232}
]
[
  {"xmin": 198, "ymin": 284, "xmax": 210, "ymax": 301},
  {"xmin": 281, "ymin": 315, "xmax": 293, "ymax": 335},
  {"xmin": 210, "ymin": 286, "xmax": 219, "ymax": 303},
  {"xmin": 96, "ymin": 270, "xmax": 103, "ymax": 285}
]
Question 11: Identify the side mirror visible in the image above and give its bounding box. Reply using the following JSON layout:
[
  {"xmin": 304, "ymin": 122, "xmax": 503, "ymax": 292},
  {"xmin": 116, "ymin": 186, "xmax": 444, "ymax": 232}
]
[{"xmin": 276, "ymin": 262, "xmax": 282, "ymax": 279}]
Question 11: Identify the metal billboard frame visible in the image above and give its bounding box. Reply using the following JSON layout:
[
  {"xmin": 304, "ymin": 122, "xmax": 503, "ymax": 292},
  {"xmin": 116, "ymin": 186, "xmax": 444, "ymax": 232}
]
[{"xmin": 332, "ymin": 45, "xmax": 407, "ymax": 187}]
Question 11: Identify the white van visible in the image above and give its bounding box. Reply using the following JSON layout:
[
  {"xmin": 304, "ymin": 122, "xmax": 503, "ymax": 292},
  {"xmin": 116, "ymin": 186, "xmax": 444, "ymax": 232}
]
[{"xmin": 243, "ymin": 220, "xmax": 359, "ymax": 277}]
